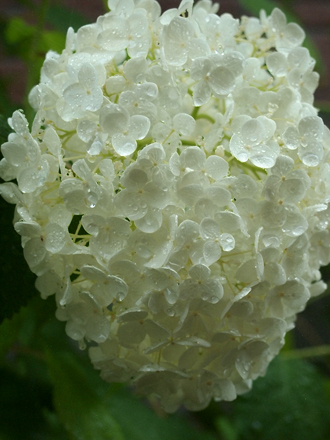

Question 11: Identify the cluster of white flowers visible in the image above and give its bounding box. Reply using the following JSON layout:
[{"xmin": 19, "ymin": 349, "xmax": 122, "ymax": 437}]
[{"xmin": 1, "ymin": 0, "xmax": 330, "ymax": 412}]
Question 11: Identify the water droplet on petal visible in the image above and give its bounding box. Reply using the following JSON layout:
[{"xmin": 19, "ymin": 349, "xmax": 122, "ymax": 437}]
[{"xmin": 166, "ymin": 308, "xmax": 175, "ymax": 317}]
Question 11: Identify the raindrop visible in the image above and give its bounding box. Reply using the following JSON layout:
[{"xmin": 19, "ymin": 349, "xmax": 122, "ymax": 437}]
[
  {"xmin": 221, "ymin": 233, "xmax": 235, "ymax": 251},
  {"xmin": 301, "ymin": 152, "xmax": 319, "ymax": 167},
  {"xmin": 78, "ymin": 339, "xmax": 86, "ymax": 350},
  {"xmin": 116, "ymin": 291, "xmax": 126, "ymax": 301},
  {"xmin": 166, "ymin": 308, "xmax": 175, "ymax": 317}
]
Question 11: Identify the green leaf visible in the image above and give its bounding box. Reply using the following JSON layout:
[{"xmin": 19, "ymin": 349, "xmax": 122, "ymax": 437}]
[
  {"xmin": 46, "ymin": 6, "xmax": 89, "ymax": 33},
  {"xmin": 0, "ymin": 296, "xmax": 58, "ymax": 378},
  {"xmin": 5, "ymin": 17, "xmax": 34, "ymax": 44},
  {"xmin": 45, "ymin": 350, "xmax": 125, "ymax": 440},
  {"xmin": 41, "ymin": 31, "xmax": 66, "ymax": 54},
  {"xmin": 0, "ymin": 309, "xmax": 26, "ymax": 363},
  {"xmin": 105, "ymin": 388, "xmax": 218, "ymax": 440},
  {"xmin": 0, "ymin": 115, "xmax": 12, "ymax": 144},
  {"xmin": 237, "ymin": 0, "xmax": 326, "ymax": 74},
  {"xmin": 5, "ymin": 17, "xmax": 65, "ymax": 57},
  {"xmin": 0, "ymin": 368, "xmax": 49, "ymax": 439},
  {"xmin": 215, "ymin": 417, "xmax": 239, "ymax": 440},
  {"xmin": 0, "ymin": 197, "xmax": 37, "ymax": 323},
  {"xmin": 233, "ymin": 356, "xmax": 330, "ymax": 440}
]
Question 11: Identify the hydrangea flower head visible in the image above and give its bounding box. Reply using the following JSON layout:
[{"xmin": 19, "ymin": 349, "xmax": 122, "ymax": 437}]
[{"xmin": 1, "ymin": 0, "xmax": 330, "ymax": 412}]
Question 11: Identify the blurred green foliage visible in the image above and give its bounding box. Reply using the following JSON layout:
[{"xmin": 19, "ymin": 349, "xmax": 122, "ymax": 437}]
[{"xmin": 0, "ymin": 1, "xmax": 330, "ymax": 439}]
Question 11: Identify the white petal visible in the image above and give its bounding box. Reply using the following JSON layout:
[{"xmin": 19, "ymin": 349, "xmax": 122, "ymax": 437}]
[
  {"xmin": 203, "ymin": 241, "xmax": 221, "ymax": 265},
  {"xmin": 163, "ymin": 17, "xmax": 195, "ymax": 66},
  {"xmin": 266, "ymin": 52, "xmax": 287, "ymax": 77},
  {"xmin": 99, "ymin": 159, "xmax": 115, "ymax": 181},
  {"xmin": 129, "ymin": 115, "xmax": 150, "ymax": 140},
  {"xmin": 18, "ymin": 159, "xmax": 49, "ymax": 193},
  {"xmin": 105, "ymin": 75, "xmax": 127, "ymax": 95},
  {"xmin": 229, "ymin": 134, "xmax": 249, "ymax": 162},
  {"xmin": 250, "ymin": 140, "xmax": 279, "ymax": 169},
  {"xmin": 215, "ymin": 211, "xmax": 241, "ymax": 232},
  {"xmin": 135, "ymin": 207, "xmax": 162, "ymax": 233},
  {"xmin": 63, "ymin": 83, "xmax": 85, "ymax": 107},
  {"xmin": 205, "ymin": 155, "xmax": 229, "ymax": 180},
  {"xmin": 99, "ymin": 104, "xmax": 129, "ymax": 136},
  {"xmin": 193, "ymin": 80, "xmax": 211, "ymax": 106},
  {"xmin": 190, "ymin": 57, "xmax": 212, "ymax": 81},
  {"xmin": 189, "ymin": 263, "xmax": 210, "ymax": 281},
  {"xmin": 117, "ymin": 321, "xmax": 146, "ymax": 346},
  {"xmin": 78, "ymin": 63, "xmax": 97, "ymax": 90},
  {"xmin": 1, "ymin": 142, "xmax": 26, "ymax": 166},
  {"xmin": 180, "ymin": 146, "xmax": 205, "ymax": 170},
  {"xmin": 200, "ymin": 217, "xmax": 220, "ymax": 240},
  {"xmin": 0, "ymin": 182, "xmax": 23, "ymax": 204},
  {"xmin": 220, "ymin": 233, "xmax": 235, "ymax": 251},
  {"xmin": 23, "ymin": 237, "xmax": 46, "ymax": 269},
  {"xmin": 283, "ymin": 126, "xmax": 300, "ymax": 150},
  {"xmin": 173, "ymin": 113, "xmax": 196, "ymax": 136},
  {"xmin": 209, "ymin": 66, "xmax": 235, "ymax": 96},
  {"xmin": 83, "ymin": 87, "xmax": 103, "ymax": 112},
  {"xmin": 112, "ymin": 133, "xmax": 137, "ymax": 156},
  {"xmin": 15, "ymin": 221, "xmax": 42, "ymax": 238},
  {"xmin": 11, "ymin": 110, "xmax": 29, "ymax": 135},
  {"xmin": 241, "ymin": 119, "xmax": 265, "ymax": 145},
  {"xmin": 45, "ymin": 223, "xmax": 71, "ymax": 253},
  {"xmin": 299, "ymin": 116, "xmax": 324, "ymax": 143},
  {"xmin": 77, "ymin": 120, "xmax": 96, "ymax": 142},
  {"xmin": 98, "ymin": 17, "xmax": 129, "ymax": 51}
]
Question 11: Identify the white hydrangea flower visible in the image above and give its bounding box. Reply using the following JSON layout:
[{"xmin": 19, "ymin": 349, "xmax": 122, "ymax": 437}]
[
  {"xmin": 98, "ymin": 8, "xmax": 151, "ymax": 58},
  {"xmin": 63, "ymin": 63, "xmax": 104, "ymax": 115},
  {"xmin": 190, "ymin": 54, "xmax": 242, "ymax": 106},
  {"xmin": 162, "ymin": 16, "xmax": 196, "ymax": 66},
  {"xmin": 269, "ymin": 8, "xmax": 305, "ymax": 53},
  {"xmin": 99, "ymin": 103, "xmax": 150, "ymax": 156},
  {"xmin": 1, "ymin": 0, "xmax": 330, "ymax": 413},
  {"xmin": 229, "ymin": 115, "xmax": 278, "ymax": 168}
]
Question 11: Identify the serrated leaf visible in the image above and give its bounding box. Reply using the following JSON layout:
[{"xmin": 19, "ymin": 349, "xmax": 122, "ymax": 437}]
[
  {"xmin": 45, "ymin": 351, "xmax": 125, "ymax": 440},
  {"xmin": 233, "ymin": 356, "xmax": 330, "ymax": 440},
  {"xmin": 238, "ymin": 0, "xmax": 325, "ymax": 74},
  {"xmin": 105, "ymin": 388, "xmax": 218, "ymax": 440}
]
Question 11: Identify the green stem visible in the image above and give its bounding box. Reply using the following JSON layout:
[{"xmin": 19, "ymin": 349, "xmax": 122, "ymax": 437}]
[
  {"xmin": 181, "ymin": 140, "xmax": 196, "ymax": 146},
  {"xmin": 102, "ymin": 0, "xmax": 109, "ymax": 12},
  {"xmin": 281, "ymin": 345, "xmax": 330, "ymax": 360},
  {"xmin": 226, "ymin": 152, "xmax": 267, "ymax": 179},
  {"xmin": 131, "ymin": 137, "xmax": 154, "ymax": 160},
  {"xmin": 191, "ymin": 106, "xmax": 199, "ymax": 119},
  {"xmin": 243, "ymin": 162, "xmax": 267, "ymax": 179},
  {"xmin": 195, "ymin": 113, "xmax": 215, "ymax": 124}
]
